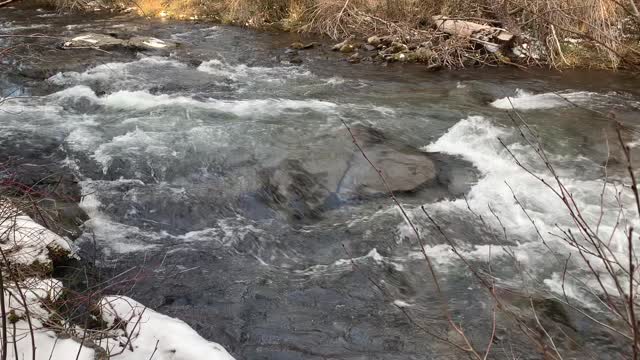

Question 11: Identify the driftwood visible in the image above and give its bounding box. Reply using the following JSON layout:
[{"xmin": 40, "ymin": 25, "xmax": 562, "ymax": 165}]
[{"xmin": 432, "ymin": 15, "xmax": 515, "ymax": 52}]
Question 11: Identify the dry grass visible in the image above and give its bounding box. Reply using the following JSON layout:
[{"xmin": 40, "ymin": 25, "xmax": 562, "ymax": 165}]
[{"xmin": 44, "ymin": 0, "xmax": 640, "ymax": 68}]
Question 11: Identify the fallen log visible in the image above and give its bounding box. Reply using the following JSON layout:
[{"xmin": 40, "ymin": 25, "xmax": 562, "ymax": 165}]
[{"xmin": 432, "ymin": 15, "xmax": 515, "ymax": 52}]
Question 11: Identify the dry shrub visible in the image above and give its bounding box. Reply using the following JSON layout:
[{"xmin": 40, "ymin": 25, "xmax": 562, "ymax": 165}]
[
  {"xmin": 39, "ymin": 0, "xmax": 640, "ymax": 68},
  {"xmin": 133, "ymin": 0, "xmax": 166, "ymax": 16},
  {"xmin": 508, "ymin": 0, "xmax": 629, "ymax": 67},
  {"xmin": 301, "ymin": 0, "xmax": 440, "ymax": 38}
]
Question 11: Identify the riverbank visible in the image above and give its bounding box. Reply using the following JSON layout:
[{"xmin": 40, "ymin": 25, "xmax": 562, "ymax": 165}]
[
  {"xmin": 0, "ymin": 198, "xmax": 235, "ymax": 359},
  {"xmin": 28, "ymin": 0, "xmax": 640, "ymax": 70}
]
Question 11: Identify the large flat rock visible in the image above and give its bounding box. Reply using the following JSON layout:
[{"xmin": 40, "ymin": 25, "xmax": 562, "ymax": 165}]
[
  {"xmin": 62, "ymin": 33, "xmax": 177, "ymax": 51},
  {"xmin": 261, "ymin": 125, "xmax": 472, "ymax": 219}
]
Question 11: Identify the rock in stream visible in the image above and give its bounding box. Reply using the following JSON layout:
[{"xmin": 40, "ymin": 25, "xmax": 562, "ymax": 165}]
[{"xmin": 261, "ymin": 125, "xmax": 476, "ymax": 219}]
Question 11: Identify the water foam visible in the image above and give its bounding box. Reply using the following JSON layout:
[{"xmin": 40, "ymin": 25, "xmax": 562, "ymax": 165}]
[
  {"xmin": 48, "ymin": 57, "xmax": 186, "ymax": 85},
  {"xmin": 0, "ymin": 23, "xmax": 51, "ymax": 32},
  {"xmin": 79, "ymin": 182, "xmax": 159, "ymax": 255},
  {"xmin": 294, "ymin": 248, "xmax": 396, "ymax": 276},
  {"xmin": 421, "ymin": 116, "xmax": 636, "ymax": 307},
  {"xmin": 50, "ymin": 85, "xmax": 338, "ymax": 116},
  {"xmin": 92, "ymin": 128, "xmax": 172, "ymax": 174},
  {"xmin": 66, "ymin": 127, "xmax": 103, "ymax": 151},
  {"xmin": 491, "ymin": 89, "xmax": 596, "ymax": 110},
  {"xmin": 197, "ymin": 59, "xmax": 313, "ymax": 82}
]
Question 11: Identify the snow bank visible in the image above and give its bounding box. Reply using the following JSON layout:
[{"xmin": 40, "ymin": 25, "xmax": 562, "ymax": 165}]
[
  {"xmin": 0, "ymin": 203, "xmax": 235, "ymax": 359},
  {"xmin": 0, "ymin": 203, "xmax": 72, "ymax": 267},
  {"xmin": 2, "ymin": 278, "xmax": 96, "ymax": 360},
  {"xmin": 100, "ymin": 296, "xmax": 235, "ymax": 360}
]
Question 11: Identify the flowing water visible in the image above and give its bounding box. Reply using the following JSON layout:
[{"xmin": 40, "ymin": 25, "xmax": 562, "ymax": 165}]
[{"xmin": 2, "ymin": 5, "xmax": 640, "ymax": 359}]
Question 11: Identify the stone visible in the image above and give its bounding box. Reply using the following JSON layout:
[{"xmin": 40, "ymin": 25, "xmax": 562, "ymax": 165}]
[
  {"xmin": 126, "ymin": 36, "xmax": 177, "ymax": 51},
  {"xmin": 61, "ymin": 33, "xmax": 125, "ymax": 49},
  {"xmin": 290, "ymin": 42, "xmax": 317, "ymax": 50},
  {"xmin": 391, "ymin": 52, "xmax": 408, "ymax": 62},
  {"xmin": 405, "ymin": 51, "xmax": 419, "ymax": 63},
  {"xmin": 348, "ymin": 52, "xmax": 361, "ymax": 63},
  {"xmin": 363, "ymin": 44, "xmax": 376, "ymax": 51},
  {"xmin": 260, "ymin": 126, "xmax": 474, "ymax": 219},
  {"xmin": 289, "ymin": 57, "xmax": 303, "ymax": 65},
  {"xmin": 332, "ymin": 35, "xmax": 356, "ymax": 51},
  {"xmin": 290, "ymin": 42, "xmax": 305, "ymax": 50},
  {"xmin": 426, "ymin": 63, "xmax": 443, "ymax": 72},
  {"xmin": 383, "ymin": 42, "xmax": 408, "ymax": 55},
  {"xmin": 379, "ymin": 36, "xmax": 396, "ymax": 46},
  {"xmin": 61, "ymin": 33, "xmax": 177, "ymax": 52},
  {"xmin": 367, "ymin": 35, "xmax": 381, "ymax": 46},
  {"xmin": 339, "ymin": 44, "xmax": 355, "ymax": 53}
]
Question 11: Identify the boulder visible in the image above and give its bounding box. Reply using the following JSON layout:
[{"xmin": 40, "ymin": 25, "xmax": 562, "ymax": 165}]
[
  {"xmin": 261, "ymin": 126, "xmax": 473, "ymax": 219},
  {"xmin": 362, "ymin": 44, "xmax": 377, "ymax": 51},
  {"xmin": 61, "ymin": 33, "xmax": 177, "ymax": 52},
  {"xmin": 367, "ymin": 35, "xmax": 381, "ymax": 46},
  {"xmin": 61, "ymin": 33, "xmax": 125, "ymax": 49},
  {"xmin": 126, "ymin": 36, "xmax": 177, "ymax": 50},
  {"xmin": 348, "ymin": 52, "xmax": 362, "ymax": 63},
  {"xmin": 339, "ymin": 44, "xmax": 355, "ymax": 53}
]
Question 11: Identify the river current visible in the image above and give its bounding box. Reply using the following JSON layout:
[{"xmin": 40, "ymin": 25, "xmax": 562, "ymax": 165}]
[{"xmin": 2, "ymin": 5, "xmax": 640, "ymax": 359}]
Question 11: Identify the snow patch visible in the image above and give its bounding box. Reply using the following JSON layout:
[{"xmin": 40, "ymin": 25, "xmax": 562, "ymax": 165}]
[
  {"xmin": 100, "ymin": 296, "xmax": 235, "ymax": 360},
  {"xmin": 0, "ymin": 203, "xmax": 72, "ymax": 267}
]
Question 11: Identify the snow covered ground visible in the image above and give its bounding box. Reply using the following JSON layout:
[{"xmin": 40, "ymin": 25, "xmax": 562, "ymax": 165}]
[{"xmin": 0, "ymin": 202, "xmax": 235, "ymax": 360}]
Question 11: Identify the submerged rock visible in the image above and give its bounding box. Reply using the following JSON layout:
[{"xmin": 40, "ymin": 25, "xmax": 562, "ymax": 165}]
[
  {"xmin": 127, "ymin": 35, "xmax": 177, "ymax": 50},
  {"xmin": 61, "ymin": 33, "xmax": 124, "ymax": 49},
  {"xmin": 261, "ymin": 125, "xmax": 476, "ymax": 219}
]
